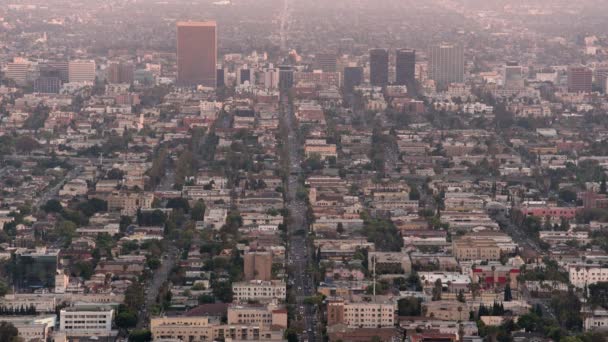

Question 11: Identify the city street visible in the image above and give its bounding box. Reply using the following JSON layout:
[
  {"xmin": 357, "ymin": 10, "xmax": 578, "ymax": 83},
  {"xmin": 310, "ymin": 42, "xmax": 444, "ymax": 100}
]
[{"xmin": 281, "ymin": 95, "xmax": 319, "ymax": 342}]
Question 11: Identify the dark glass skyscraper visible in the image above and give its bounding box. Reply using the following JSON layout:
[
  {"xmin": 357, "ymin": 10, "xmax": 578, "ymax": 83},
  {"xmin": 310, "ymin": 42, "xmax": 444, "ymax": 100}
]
[
  {"xmin": 369, "ymin": 48, "xmax": 389, "ymax": 87},
  {"xmin": 343, "ymin": 66, "xmax": 363, "ymax": 93},
  {"xmin": 395, "ymin": 49, "xmax": 416, "ymax": 86}
]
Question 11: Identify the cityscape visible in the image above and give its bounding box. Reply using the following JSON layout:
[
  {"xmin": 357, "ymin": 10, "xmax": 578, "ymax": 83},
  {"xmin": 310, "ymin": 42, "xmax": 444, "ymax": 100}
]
[{"xmin": 2, "ymin": 0, "xmax": 608, "ymax": 342}]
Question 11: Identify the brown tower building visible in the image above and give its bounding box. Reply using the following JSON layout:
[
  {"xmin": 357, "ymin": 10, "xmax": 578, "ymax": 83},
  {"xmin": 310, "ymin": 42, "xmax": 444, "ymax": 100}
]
[
  {"xmin": 243, "ymin": 251, "xmax": 272, "ymax": 281},
  {"xmin": 568, "ymin": 66, "xmax": 592, "ymax": 93},
  {"xmin": 177, "ymin": 21, "xmax": 217, "ymax": 87}
]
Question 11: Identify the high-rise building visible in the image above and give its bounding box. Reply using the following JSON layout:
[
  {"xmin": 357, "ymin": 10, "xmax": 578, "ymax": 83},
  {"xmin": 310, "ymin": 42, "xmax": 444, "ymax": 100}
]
[
  {"xmin": 428, "ymin": 43, "xmax": 464, "ymax": 91},
  {"xmin": 46, "ymin": 61, "xmax": 69, "ymax": 83},
  {"xmin": 238, "ymin": 67, "xmax": 251, "ymax": 85},
  {"xmin": 13, "ymin": 248, "xmax": 59, "ymax": 290},
  {"xmin": 216, "ymin": 68, "xmax": 225, "ymax": 87},
  {"xmin": 568, "ymin": 66, "xmax": 593, "ymax": 93},
  {"xmin": 279, "ymin": 65, "xmax": 294, "ymax": 91},
  {"xmin": 503, "ymin": 61, "xmax": 524, "ymax": 90},
  {"xmin": 315, "ymin": 53, "xmax": 338, "ymax": 72},
  {"xmin": 343, "ymin": 66, "xmax": 363, "ymax": 93},
  {"xmin": 369, "ymin": 48, "xmax": 389, "ymax": 87},
  {"xmin": 244, "ymin": 251, "xmax": 273, "ymax": 281},
  {"xmin": 395, "ymin": 49, "xmax": 416, "ymax": 87},
  {"xmin": 6, "ymin": 61, "xmax": 30, "ymax": 86},
  {"xmin": 264, "ymin": 67, "xmax": 279, "ymax": 89},
  {"xmin": 34, "ymin": 77, "xmax": 62, "ymax": 94},
  {"xmin": 107, "ymin": 61, "xmax": 135, "ymax": 84},
  {"xmin": 177, "ymin": 21, "xmax": 217, "ymax": 88},
  {"xmin": 595, "ymin": 68, "xmax": 608, "ymax": 94},
  {"xmin": 68, "ymin": 60, "xmax": 96, "ymax": 83},
  {"xmin": 34, "ymin": 64, "xmax": 63, "ymax": 94},
  {"xmin": 339, "ymin": 38, "xmax": 355, "ymax": 54}
]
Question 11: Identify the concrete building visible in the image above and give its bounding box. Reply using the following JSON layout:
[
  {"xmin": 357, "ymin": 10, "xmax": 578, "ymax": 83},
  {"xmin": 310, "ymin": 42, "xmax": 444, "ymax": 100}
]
[
  {"xmin": 452, "ymin": 236, "xmax": 501, "ymax": 262},
  {"xmin": 244, "ymin": 251, "xmax": 273, "ymax": 281},
  {"xmin": 232, "ymin": 280, "xmax": 287, "ymax": 303},
  {"xmin": 504, "ymin": 61, "xmax": 524, "ymax": 90},
  {"xmin": 6, "ymin": 60, "xmax": 30, "ymax": 85},
  {"xmin": 151, "ymin": 316, "xmax": 285, "ymax": 341},
  {"xmin": 369, "ymin": 48, "xmax": 389, "ymax": 87},
  {"xmin": 569, "ymin": 264, "xmax": 608, "ymax": 288},
  {"xmin": 107, "ymin": 61, "xmax": 135, "ymax": 84},
  {"xmin": 343, "ymin": 66, "xmax": 363, "ymax": 93},
  {"xmin": 68, "ymin": 60, "xmax": 96, "ymax": 83},
  {"xmin": 0, "ymin": 315, "xmax": 56, "ymax": 342},
  {"xmin": 326, "ymin": 297, "xmax": 396, "ymax": 328},
  {"xmin": 315, "ymin": 53, "xmax": 338, "ymax": 72},
  {"xmin": 177, "ymin": 21, "xmax": 217, "ymax": 87},
  {"xmin": 396, "ymin": 49, "xmax": 416, "ymax": 87},
  {"xmin": 59, "ymin": 305, "xmax": 114, "ymax": 336},
  {"xmin": 227, "ymin": 303, "xmax": 288, "ymax": 328},
  {"xmin": 568, "ymin": 66, "xmax": 593, "ymax": 93},
  {"xmin": 428, "ymin": 43, "xmax": 464, "ymax": 90}
]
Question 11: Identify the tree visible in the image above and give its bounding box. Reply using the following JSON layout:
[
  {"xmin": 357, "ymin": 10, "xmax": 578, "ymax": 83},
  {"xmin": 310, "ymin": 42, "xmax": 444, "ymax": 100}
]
[
  {"xmin": 336, "ymin": 222, "xmax": 344, "ymax": 234},
  {"xmin": 124, "ymin": 282, "xmax": 145, "ymax": 311},
  {"xmin": 457, "ymin": 290, "xmax": 466, "ymax": 303},
  {"xmin": 128, "ymin": 329, "xmax": 152, "ymax": 342},
  {"xmin": 198, "ymin": 295, "xmax": 215, "ymax": 304},
  {"xmin": 15, "ymin": 136, "xmax": 39, "ymax": 154},
  {"xmin": 54, "ymin": 221, "xmax": 77, "ymax": 241},
  {"xmin": 284, "ymin": 328, "xmax": 298, "ymax": 342},
  {"xmin": 77, "ymin": 198, "xmax": 108, "ymax": 217},
  {"xmin": 588, "ymin": 282, "xmax": 608, "ymax": 309},
  {"xmin": 166, "ymin": 198, "xmax": 190, "ymax": 213},
  {"xmin": 558, "ymin": 189, "xmax": 577, "ymax": 204},
  {"xmin": 409, "ymin": 186, "xmax": 420, "ymax": 201},
  {"xmin": 191, "ymin": 200, "xmax": 206, "ymax": 221},
  {"xmin": 0, "ymin": 322, "xmax": 19, "ymax": 342},
  {"xmin": 397, "ymin": 297, "xmax": 422, "ymax": 316},
  {"xmin": 504, "ymin": 284, "xmax": 513, "ymax": 302},
  {"xmin": 115, "ymin": 306, "xmax": 138, "ymax": 329},
  {"xmin": 432, "ymin": 279, "xmax": 443, "ymax": 301},
  {"xmin": 0, "ymin": 282, "xmax": 8, "ymax": 297},
  {"xmin": 42, "ymin": 199, "xmax": 63, "ymax": 214},
  {"xmin": 107, "ymin": 168, "xmax": 125, "ymax": 180}
]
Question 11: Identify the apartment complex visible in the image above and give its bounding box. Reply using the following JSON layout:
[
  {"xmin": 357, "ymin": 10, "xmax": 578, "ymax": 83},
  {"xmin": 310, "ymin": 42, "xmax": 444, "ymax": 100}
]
[
  {"xmin": 326, "ymin": 297, "xmax": 396, "ymax": 328},
  {"xmin": 232, "ymin": 280, "xmax": 287, "ymax": 303}
]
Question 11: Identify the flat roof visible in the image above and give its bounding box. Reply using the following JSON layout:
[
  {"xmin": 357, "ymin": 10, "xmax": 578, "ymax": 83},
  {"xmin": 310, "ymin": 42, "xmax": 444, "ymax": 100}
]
[{"xmin": 177, "ymin": 21, "xmax": 216, "ymax": 27}]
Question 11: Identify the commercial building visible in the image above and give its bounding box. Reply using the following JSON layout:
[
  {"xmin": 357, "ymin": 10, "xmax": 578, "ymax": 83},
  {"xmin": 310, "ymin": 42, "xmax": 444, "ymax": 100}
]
[
  {"xmin": 369, "ymin": 48, "xmax": 389, "ymax": 87},
  {"xmin": 428, "ymin": 43, "xmax": 464, "ymax": 90},
  {"xmin": 13, "ymin": 247, "xmax": 59, "ymax": 290},
  {"xmin": 278, "ymin": 65, "xmax": 294, "ymax": 91},
  {"xmin": 238, "ymin": 67, "xmax": 251, "ymax": 85},
  {"xmin": 68, "ymin": 60, "xmax": 96, "ymax": 83},
  {"xmin": 395, "ymin": 49, "xmax": 416, "ymax": 87},
  {"xmin": 452, "ymin": 236, "xmax": 501, "ymax": 262},
  {"xmin": 0, "ymin": 315, "xmax": 56, "ymax": 342},
  {"xmin": 59, "ymin": 305, "xmax": 114, "ymax": 337},
  {"xmin": 232, "ymin": 280, "xmax": 287, "ymax": 303},
  {"xmin": 227, "ymin": 304, "xmax": 288, "ymax": 328},
  {"xmin": 568, "ymin": 66, "xmax": 593, "ymax": 93},
  {"xmin": 315, "ymin": 53, "xmax": 338, "ymax": 72},
  {"xmin": 151, "ymin": 316, "xmax": 285, "ymax": 341},
  {"xmin": 244, "ymin": 250, "xmax": 273, "ymax": 281},
  {"xmin": 177, "ymin": 21, "xmax": 217, "ymax": 87},
  {"xmin": 6, "ymin": 60, "xmax": 30, "ymax": 85},
  {"xmin": 326, "ymin": 297, "xmax": 396, "ymax": 328},
  {"xmin": 504, "ymin": 61, "xmax": 524, "ymax": 89},
  {"xmin": 107, "ymin": 61, "xmax": 135, "ymax": 84},
  {"xmin": 569, "ymin": 264, "xmax": 608, "ymax": 288},
  {"xmin": 343, "ymin": 66, "xmax": 363, "ymax": 93}
]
